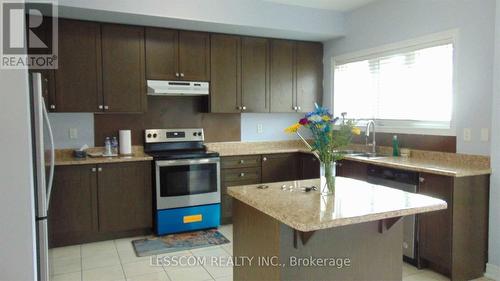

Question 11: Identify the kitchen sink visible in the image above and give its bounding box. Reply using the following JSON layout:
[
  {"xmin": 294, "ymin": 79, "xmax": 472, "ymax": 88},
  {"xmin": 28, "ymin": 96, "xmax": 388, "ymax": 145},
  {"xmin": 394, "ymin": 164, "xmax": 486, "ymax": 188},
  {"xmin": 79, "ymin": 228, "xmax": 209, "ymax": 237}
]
[{"xmin": 346, "ymin": 152, "xmax": 390, "ymax": 159}]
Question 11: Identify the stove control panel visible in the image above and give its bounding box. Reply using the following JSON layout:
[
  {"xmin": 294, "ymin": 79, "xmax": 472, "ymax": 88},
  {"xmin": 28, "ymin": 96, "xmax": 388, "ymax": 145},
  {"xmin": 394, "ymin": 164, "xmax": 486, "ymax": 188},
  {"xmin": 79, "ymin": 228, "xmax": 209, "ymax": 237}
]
[{"xmin": 145, "ymin": 128, "xmax": 204, "ymax": 143}]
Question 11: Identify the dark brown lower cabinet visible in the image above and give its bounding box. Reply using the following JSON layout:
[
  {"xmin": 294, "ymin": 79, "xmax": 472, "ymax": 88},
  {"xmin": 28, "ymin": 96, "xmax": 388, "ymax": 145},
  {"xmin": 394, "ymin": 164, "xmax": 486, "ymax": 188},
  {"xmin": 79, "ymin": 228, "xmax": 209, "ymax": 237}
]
[
  {"xmin": 299, "ymin": 153, "xmax": 320, "ymax": 179},
  {"xmin": 48, "ymin": 165, "xmax": 98, "ymax": 248},
  {"xmin": 97, "ymin": 162, "xmax": 152, "ymax": 233},
  {"xmin": 336, "ymin": 159, "xmax": 368, "ymax": 181},
  {"xmin": 261, "ymin": 153, "xmax": 299, "ymax": 183},
  {"xmin": 48, "ymin": 161, "xmax": 152, "ymax": 247},
  {"xmin": 418, "ymin": 173, "xmax": 489, "ymax": 281}
]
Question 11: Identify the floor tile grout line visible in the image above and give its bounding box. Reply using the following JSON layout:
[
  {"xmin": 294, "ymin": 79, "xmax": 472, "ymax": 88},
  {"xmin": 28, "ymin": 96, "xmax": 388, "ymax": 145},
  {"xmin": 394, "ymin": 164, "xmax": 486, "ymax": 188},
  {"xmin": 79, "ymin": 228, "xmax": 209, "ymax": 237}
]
[{"xmin": 113, "ymin": 239, "xmax": 128, "ymax": 280}]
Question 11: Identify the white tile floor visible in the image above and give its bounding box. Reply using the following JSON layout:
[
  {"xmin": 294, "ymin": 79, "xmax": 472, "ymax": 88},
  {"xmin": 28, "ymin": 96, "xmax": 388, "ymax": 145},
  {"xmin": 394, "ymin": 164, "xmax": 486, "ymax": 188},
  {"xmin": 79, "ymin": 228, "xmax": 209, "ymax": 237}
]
[{"xmin": 49, "ymin": 224, "xmax": 492, "ymax": 281}]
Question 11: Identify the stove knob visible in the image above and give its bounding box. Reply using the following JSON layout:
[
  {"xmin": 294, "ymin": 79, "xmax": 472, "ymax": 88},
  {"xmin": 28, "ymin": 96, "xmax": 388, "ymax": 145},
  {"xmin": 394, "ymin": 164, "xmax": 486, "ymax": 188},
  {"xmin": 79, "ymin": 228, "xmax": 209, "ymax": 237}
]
[
  {"xmin": 147, "ymin": 133, "xmax": 152, "ymax": 138},
  {"xmin": 153, "ymin": 133, "xmax": 157, "ymax": 138},
  {"xmin": 193, "ymin": 132, "xmax": 197, "ymax": 136},
  {"xmin": 197, "ymin": 132, "xmax": 202, "ymax": 136}
]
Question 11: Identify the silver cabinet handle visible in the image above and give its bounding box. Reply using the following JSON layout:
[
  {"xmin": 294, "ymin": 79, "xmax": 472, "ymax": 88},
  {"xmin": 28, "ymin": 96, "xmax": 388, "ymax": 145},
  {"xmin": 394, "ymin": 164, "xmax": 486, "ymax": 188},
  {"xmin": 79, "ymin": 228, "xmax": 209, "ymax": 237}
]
[
  {"xmin": 337, "ymin": 162, "xmax": 343, "ymax": 167},
  {"xmin": 239, "ymin": 160, "xmax": 245, "ymax": 164},
  {"xmin": 180, "ymin": 73, "xmax": 185, "ymax": 77},
  {"xmin": 292, "ymin": 106, "xmax": 297, "ymax": 110},
  {"xmin": 104, "ymin": 105, "xmax": 109, "ymax": 110},
  {"xmin": 262, "ymin": 157, "xmax": 267, "ymax": 161},
  {"xmin": 50, "ymin": 105, "xmax": 56, "ymax": 110},
  {"xmin": 242, "ymin": 106, "xmax": 247, "ymax": 111},
  {"xmin": 297, "ymin": 106, "xmax": 301, "ymax": 111},
  {"xmin": 98, "ymin": 105, "xmax": 103, "ymax": 110},
  {"xmin": 175, "ymin": 73, "xmax": 180, "ymax": 77},
  {"xmin": 91, "ymin": 168, "xmax": 96, "ymax": 172},
  {"xmin": 236, "ymin": 106, "xmax": 242, "ymax": 110},
  {"xmin": 419, "ymin": 177, "xmax": 425, "ymax": 183},
  {"xmin": 239, "ymin": 172, "xmax": 245, "ymax": 177},
  {"xmin": 98, "ymin": 167, "xmax": 102, "ymax": 172}
]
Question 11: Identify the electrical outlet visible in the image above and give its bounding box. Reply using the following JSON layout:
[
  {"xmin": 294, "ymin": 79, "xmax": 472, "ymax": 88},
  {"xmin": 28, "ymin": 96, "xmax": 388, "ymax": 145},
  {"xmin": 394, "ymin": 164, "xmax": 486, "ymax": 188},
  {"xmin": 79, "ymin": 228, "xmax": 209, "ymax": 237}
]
[
  {"xmin": 257, "ymin": 124, "xmax": 263, "ymax": 134},
  {"xmin": 463, "ymin": 128, "xmax": 471, "ymax": 142},
  {"xmin": 481, "ymin": 128, "xmax": 489, "ymax": 142},
  {"xmin": 69, "ymin": 128, "xmax": 78, "ymax": 140}
]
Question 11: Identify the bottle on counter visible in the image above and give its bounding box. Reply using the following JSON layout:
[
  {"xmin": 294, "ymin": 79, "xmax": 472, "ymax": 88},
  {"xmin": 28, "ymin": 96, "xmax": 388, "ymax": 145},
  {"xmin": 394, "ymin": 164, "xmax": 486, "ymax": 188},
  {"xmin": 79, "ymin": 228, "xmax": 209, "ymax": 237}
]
[
  {"xmin": 392, "ymin": 135, "xmax": 400, "ymax": 157},
  {"xmin": 104, "ymin": 137, "xmax": 113, "ymax": 156},
  {"xmin": 111, "ymin": 137, "xmax": 119, "ymax": 155}
]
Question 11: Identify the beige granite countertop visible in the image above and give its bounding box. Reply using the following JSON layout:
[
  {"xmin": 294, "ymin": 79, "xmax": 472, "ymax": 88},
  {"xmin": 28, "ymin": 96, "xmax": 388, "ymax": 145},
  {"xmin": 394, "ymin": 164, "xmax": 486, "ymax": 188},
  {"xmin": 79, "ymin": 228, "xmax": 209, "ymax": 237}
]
[
  {"xmin": 54, "ymin": 146, "xmax": 152, "ymax": 166},
  {"xmin": 207, "ymin": 140, "xmax": 491, "ymax": 177},
  {"xmin": 227, "ymin": 177, "xmax": 447, "ymax": 232}
]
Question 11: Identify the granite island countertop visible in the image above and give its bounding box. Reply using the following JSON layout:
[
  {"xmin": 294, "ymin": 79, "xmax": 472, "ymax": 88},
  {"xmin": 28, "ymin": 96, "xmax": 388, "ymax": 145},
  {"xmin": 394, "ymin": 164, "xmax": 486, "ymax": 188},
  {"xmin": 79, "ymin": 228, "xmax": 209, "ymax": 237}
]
[
  {"xmin": 227, "ymin": 177, "xmax": 447, "ymax": 232},
  {"xmin": 207, "ymin": 140, "xmax": 491, "ymax": 177}
]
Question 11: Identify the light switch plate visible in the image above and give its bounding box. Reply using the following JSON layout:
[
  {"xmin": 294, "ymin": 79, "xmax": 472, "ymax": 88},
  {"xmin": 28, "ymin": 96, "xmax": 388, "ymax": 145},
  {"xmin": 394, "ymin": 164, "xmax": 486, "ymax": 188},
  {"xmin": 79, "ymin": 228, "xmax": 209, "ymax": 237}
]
[
  {"xmin": 463, "ymin": 128, "xmax": 471, "ymax": 142},
  {"xmin": 481, "ymin": 128, "xmax": 489, "ymax": 142},
  {"xmin": 69, "ymin": 128, "xmax": 78, "ymax": 139},
  {"xmin": 257, "ymin": 124, "xmax": 263, "ymax": 134}
]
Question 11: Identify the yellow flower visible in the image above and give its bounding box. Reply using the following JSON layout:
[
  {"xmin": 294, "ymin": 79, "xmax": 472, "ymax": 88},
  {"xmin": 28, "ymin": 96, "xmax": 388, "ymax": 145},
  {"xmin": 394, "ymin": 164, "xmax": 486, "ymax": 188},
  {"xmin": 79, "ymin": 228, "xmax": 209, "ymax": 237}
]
[
  {"xmin": 322, "ymin": 115, "xmax": 331, "ymax": 121},
  {"xmin": 285, "ymin": 123, "xmax": 301, "ymax": 133},
  {"xmin": 351, "ymin": 127, "xmax": 361, "ymax": 135}
]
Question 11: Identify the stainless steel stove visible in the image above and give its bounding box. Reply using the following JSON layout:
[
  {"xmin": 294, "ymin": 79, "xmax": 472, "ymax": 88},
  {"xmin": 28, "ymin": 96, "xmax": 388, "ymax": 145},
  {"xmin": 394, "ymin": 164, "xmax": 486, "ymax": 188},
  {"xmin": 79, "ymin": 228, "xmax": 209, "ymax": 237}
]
[{"xmin": 144, "ymin": 128, "xmax": 221, "ymax": 235}]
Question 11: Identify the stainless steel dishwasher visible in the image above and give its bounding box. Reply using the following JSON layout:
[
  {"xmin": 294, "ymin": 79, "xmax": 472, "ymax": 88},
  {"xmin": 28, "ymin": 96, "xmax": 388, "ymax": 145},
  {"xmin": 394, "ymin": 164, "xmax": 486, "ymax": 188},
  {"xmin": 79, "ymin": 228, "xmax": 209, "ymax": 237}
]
[{"xmin": 366, "ymin": 164, "xmax": 419, "ymax": 262}]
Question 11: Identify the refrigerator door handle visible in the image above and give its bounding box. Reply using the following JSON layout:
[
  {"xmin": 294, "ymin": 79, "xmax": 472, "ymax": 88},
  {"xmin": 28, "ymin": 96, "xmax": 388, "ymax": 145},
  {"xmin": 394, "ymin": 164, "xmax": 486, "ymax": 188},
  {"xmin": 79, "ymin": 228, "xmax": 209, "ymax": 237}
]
[{"xmin": 42, "ymin": 99, "xmax": 55, "ymax": 210}]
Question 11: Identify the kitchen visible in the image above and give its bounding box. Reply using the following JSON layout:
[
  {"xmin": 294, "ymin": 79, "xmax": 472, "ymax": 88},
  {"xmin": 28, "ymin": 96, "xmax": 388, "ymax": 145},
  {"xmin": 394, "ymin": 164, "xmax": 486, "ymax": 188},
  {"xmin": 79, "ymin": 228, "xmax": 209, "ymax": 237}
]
[{"xmin": 1, "ymin": 0, "xmax": 500, "ymax": 281}]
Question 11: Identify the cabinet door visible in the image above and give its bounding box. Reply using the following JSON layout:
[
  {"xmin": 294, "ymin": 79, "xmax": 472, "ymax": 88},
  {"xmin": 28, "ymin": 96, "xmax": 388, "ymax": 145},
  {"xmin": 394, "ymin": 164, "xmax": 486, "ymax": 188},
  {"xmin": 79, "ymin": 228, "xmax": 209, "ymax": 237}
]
[
  {"xmin": 300, "ymin": 153, "xmax": 320, "ymax": 179},
  {"xmin": 295, "ymin": 42, "xmax": 323, "ymax": 112},
  {"xmin": 241, "ymin": 37, "xmax": 269, "ymax": 112},
  {"xmin": 261, "ymin": 153, "xmax": 298, "ymax": 183},
  {"xmin": 221, "ymin": 179, "xmax": 259, "ymax": 224},
  {"xmin": 178, "ymin": 31, "xmax": 210, "ymax": 81},
  {"xmin": 101, "ymin": 24, "xmax": 146, "ymax": 112},
  {"xmin": 418, "ymin": 173, "xmax": 453, "ymax": 272},
  {"xmin": 48, "ymin": 165, "xmax": 98, "ymax": 247},
  {"xmin": 97, "ymin": 162, "xmax": 152, "ymax": 232},
  {"xmin": 270, "ymin": 40, "xmax": 295, "ymax": 112},
  {"xmin": 336, "ymin": 160, "xmax": 368, "ymax": 181},
  {"xmin": 55, "ymin": 19, "xmax": 102, "ymax": 112},
  {"xmin": 145, "ymin": 27, "xmax": 179, "ymax": 80},
  {"xmin": 210, "ymin": 34, "xmax": 240, "ymax": 113}
]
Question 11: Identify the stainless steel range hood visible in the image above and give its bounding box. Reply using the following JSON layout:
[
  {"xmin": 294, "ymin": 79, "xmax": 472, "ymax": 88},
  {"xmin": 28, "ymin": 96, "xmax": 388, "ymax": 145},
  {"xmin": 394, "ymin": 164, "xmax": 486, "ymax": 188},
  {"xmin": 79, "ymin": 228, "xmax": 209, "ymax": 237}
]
[{"xmin": 147, "ymin": 80, "xmax": 209, "ymax": 96}]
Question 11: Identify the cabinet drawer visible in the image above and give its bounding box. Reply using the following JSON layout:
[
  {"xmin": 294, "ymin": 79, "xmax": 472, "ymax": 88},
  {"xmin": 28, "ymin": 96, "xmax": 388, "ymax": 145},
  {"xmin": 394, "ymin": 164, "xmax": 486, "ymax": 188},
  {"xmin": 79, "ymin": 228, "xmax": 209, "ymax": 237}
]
[
  {"xmin": 222, "ymin": 167, "xmax": 261, "ymax": 183},
  {"xmin": 221, "ymin": 155, "xmax": 262, "ymax": 169}
]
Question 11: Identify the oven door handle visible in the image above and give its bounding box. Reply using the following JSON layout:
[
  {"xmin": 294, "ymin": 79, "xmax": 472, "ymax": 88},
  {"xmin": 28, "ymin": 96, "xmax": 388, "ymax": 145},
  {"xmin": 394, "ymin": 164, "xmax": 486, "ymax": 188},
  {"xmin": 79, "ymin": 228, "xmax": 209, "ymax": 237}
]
[{"xmin": 155, "ymin": 157, "xmax": 220, "ymax": 167}]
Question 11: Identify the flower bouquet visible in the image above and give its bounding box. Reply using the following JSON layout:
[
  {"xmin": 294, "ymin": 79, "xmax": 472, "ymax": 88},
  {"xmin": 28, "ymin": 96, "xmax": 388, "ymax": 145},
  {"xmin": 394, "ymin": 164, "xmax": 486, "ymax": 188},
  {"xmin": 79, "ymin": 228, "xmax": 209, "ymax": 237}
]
[{"xmin": 285, "ymin": 105, "xmax": 360, "ymax": 195}]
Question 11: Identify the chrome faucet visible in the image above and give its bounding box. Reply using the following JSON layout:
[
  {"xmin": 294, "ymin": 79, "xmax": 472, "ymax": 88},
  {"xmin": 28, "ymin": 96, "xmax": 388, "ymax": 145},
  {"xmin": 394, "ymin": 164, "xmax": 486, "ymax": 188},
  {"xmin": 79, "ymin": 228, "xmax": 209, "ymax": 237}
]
[{"xmin": 365, "ymin": 120, "xmax": 376, "ymax": 154}]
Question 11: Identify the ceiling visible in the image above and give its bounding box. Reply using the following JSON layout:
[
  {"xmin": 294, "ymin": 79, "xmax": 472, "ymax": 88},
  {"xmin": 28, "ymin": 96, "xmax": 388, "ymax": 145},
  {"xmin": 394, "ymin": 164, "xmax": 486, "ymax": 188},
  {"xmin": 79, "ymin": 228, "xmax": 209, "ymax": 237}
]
[{"xmin": 263, "ymin": 0, "xmax": 377, "ymax": 11}]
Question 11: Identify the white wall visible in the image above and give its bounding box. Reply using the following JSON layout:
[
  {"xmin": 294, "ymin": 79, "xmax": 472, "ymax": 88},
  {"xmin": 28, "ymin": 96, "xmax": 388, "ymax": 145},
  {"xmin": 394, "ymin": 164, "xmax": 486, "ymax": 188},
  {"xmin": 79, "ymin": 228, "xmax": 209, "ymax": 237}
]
[
  {"xmin": 58, "ymin": 0, "xmax": 345, "ymax": 41},
  {"xmin": 0, "ymin": 69, "xmax": 37, "ymax": 280},
  {"xmin": 487, "ymin": 0, "xmax": 500, "ymax": 278},
  {"xmin": 323, "ymin": 0, "xmax": 495, "ymax": 156}
]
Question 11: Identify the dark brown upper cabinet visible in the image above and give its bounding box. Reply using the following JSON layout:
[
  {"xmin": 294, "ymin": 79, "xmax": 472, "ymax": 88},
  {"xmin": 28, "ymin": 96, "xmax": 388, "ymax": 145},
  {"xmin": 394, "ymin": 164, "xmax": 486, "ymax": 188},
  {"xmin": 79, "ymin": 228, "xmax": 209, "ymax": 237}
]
[
  {"xmin": 269, "ymin": 41, "xmax": 323, "ymax": 113},
  {"xmin": 145, "ymin": 28, "xmax": 210, "ymax": 81},
  {"xmin": 295, "ymin": 42, "xmax": 323, "ymax": 113},
  {"xmin": 55, "ymin": 19, "xmax": 102, "ymax": 112},
  {"xmin": 101, "ymin": 24, "xmax": 146, "ymax": 113},
  {"xmin": 241, "ymin": 37, "xmax": 270, "ymax": 113},
  {"xmin": 270, "ymin": 39, "xmax": 295, "ymax": 112},
  {"xmin": 145, "ymin": 28, "xmax": 178, "ymax": 80},
  {"xmin": 210, "ymin": 34, "xmax": 241, "ymax": 113}
]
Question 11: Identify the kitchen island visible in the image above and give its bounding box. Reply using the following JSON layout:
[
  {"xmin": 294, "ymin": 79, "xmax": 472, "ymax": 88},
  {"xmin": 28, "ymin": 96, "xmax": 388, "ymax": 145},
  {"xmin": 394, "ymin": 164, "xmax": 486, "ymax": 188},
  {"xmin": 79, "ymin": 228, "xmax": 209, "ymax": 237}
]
[{"xmin": 227, "ymin": 177, "xmax": 447, "ymax": 281}]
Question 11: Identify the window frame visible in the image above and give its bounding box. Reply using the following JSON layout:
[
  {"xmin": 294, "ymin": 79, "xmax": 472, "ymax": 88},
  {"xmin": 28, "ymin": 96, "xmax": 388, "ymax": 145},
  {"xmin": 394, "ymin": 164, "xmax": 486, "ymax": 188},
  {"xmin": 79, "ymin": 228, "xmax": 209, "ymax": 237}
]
[{"xmin": 332, "ymin": 30, "xmax": 459, "ymax": 136}]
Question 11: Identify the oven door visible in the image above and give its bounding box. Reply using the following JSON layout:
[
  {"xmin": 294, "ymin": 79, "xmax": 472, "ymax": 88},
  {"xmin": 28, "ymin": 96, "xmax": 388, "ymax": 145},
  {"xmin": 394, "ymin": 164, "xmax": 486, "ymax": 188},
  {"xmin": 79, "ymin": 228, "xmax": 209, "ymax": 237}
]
[{"xmin": 155, "ymin": 157, "xmax": 221, "ymax": 210}]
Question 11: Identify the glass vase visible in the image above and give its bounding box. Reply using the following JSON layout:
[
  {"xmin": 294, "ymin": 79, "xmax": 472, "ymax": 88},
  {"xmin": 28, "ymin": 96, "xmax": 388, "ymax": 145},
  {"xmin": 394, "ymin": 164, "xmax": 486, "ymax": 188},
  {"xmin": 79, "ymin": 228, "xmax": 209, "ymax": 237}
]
[{"xmin": 320, "ymin": 161, "xmax": 336, "ymax": 196}]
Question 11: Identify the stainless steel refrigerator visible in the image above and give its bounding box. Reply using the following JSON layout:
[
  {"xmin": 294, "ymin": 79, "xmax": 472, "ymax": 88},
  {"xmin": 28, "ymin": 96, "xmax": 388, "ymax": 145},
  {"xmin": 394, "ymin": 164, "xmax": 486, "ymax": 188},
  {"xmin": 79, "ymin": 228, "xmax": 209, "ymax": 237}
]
[{"xmin": 30, "ymin": 72, "xmax": 55, "ymax": 281}]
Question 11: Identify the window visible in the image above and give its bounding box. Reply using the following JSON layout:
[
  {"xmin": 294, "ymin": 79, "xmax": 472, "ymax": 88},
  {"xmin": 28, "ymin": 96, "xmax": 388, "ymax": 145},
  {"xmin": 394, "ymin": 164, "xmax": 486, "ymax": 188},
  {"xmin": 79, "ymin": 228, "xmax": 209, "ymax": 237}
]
[{"xmin": 333, "ymin": 35, "xmax": 455, "ymax": 134}]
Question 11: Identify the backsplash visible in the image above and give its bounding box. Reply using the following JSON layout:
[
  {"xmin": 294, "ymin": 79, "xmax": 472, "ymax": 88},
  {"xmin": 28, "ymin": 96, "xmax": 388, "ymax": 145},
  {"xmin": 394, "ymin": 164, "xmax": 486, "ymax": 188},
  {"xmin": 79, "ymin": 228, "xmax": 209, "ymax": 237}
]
[
  {"xmin": 94, "ymin": 96, "xmax": 241, "ymax": 145},
  {"xmin": 48, "ymin": 113, "xmax": 94, "ymax": 149},
  {"xmin": 241, "ymin": 113, "xmax": 306, "ymax": 141}
]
